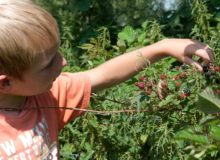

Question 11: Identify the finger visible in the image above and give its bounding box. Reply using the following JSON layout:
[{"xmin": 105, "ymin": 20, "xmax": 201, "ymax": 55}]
[
  {"xmin": 205, "ymin": 46, "xmax": 214, "ymax": 62},
  {"xmin": 194, "ymin": 45, "xmax": 214, "ymax": 63},
  {"xmin": 184, "ymin": 57, "xmax": 203, "ymax": 72}
]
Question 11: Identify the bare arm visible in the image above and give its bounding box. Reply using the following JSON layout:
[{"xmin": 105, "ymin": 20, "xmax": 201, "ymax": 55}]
[{"xmin": 83, "ymin": 39, "xmax": 214, "ymax": 92}]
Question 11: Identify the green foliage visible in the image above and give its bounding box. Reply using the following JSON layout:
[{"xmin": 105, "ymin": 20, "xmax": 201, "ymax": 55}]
[
  {"xmin": 79, "ymin": 27, "xmax": 113, "ymax": 68},
  {"xmin": 175, "ymin": 117, "xmax": 220, "ymax": 159},
  {"xmin": 35, "ymin": 0, "xmax": 220, "ymax": 159},
  {"xmin": 191, "ymin": 0, "xmax": 213, "ymax": 41}
]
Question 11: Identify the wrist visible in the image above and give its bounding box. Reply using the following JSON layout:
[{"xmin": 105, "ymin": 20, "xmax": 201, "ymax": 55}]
[
  {"xmin": 157, "ymin": 38, "xmax": 171, "ymax": 55},
  {"xmin": 146, "ymin": 39, "xmax": 169, "ymax": 62}
]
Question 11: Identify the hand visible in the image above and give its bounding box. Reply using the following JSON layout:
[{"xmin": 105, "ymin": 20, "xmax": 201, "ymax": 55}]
[{"xmin": 159, "ymin": 38, "xmax": 214, "ymax": 71}]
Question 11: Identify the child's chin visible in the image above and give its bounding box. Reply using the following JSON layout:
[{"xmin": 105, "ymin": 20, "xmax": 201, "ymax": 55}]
[
  {"xmin": 47, "ymin": 83, "xmax": 53, "ymax": 90},
  {"xmin": 40, "ymin": 83, "xmax": 53, "ymax": 94}
]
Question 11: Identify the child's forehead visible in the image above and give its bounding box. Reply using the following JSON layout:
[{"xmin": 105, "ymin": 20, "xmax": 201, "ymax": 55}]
[{"xmin": 33, "ymin": 42, "xmax": 59, "ymax": 67}]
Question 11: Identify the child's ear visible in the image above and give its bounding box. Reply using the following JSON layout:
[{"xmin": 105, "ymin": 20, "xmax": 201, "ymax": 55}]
[{"xmin": 0, "ymin": 75, "xmax": 11, "ymax": 93}]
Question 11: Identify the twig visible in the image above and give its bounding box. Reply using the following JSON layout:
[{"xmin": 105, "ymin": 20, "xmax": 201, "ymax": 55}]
[
  {"xmin": 0, "ymin": 106, "xmax": 149, "ymax": 115},
  {"xmin": 91, "ymin": 93, "xmax": 130, "ymax": 105}
]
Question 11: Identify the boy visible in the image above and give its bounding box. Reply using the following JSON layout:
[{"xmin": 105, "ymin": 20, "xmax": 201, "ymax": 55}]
[{"xmin": 0, "ymin": 0, "xmax": 213, "ymax": 159}]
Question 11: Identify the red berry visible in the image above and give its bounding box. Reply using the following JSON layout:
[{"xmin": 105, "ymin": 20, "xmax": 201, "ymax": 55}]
[
  {"xmin": 139, "ymin": 76, "xmax": 147, "ymax": 81},
  {"xmin": 135, "ymin": 82, "xmax": 145, "ymax": 90},
  {"xmin": 175, "ymin": 81, "xmax": 181, "ymax": 87},
  {"xmin": 179, "ymin": 93, "xmax": 187, "ymax": 99},
  {"xmin": 173, "ymin": 75, "xmax": 179, "ymax": 80},
  {"xmin": 214, "ymin": 89, "xmax": 220, "ymax": 94},
  {"xmin": 179, "ymin": 73, "xmax": 186, "ymax": 79},
  {"xmin": 160, "ymin": 74, "xmax": 166, "ymax": 80},
  {"xmin": 176, "ymin": 66, "xmax": 180, "ymax": 70},
  {"xmin": 214, "ymin": 66, "xmax": 220, "ymax": 72}
]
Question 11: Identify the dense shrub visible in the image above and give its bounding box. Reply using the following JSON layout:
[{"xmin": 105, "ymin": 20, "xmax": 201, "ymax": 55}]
[{"xmin": 35, "ymin": 0, "xmax": 220, "ymax": 159}]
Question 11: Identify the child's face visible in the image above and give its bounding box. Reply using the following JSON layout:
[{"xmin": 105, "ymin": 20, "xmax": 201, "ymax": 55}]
[{"xmin": 9, "ymin": 44, "xmax": 67, "ymax": 96}]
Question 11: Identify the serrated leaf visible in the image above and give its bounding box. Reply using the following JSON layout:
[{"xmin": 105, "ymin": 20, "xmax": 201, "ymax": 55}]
[
  {"xmin": 159, "ymin": 95, "xmax": 175, "ymax": 107},
  {"xmin": 197, "ymin": 87, "xmax": 220, "ymax": 114},
  {"xmin": 179, "ymin": 82, "xmax": 188, "ymax": 91},
  {"xmin": 118, "ymin": 26, "xmax": 136, "ymax": 43},
  {"xmin": 168, "ymin": 81, "xmax": 176, "ymax": 91}
]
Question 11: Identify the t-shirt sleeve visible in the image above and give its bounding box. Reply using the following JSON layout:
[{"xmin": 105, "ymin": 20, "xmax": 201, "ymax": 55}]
[{"xmin": 49, "ymin": 72, "xmax": 91, "ymax": 130}]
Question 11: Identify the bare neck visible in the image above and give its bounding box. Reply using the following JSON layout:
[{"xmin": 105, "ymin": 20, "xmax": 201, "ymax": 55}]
[{"xmin": 0, "ymin": 94, "xmax": 26, "ymax": 112}]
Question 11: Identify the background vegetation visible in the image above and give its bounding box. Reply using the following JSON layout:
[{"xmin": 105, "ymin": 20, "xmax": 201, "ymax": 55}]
[{"xmin": 35, "ymin": 0, "xmax": 220, "ymax": 159}]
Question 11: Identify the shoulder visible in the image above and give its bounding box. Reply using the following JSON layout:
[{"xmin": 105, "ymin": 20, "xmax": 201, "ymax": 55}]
[
  {"xmin": 49, "ymin": 72, "xmax": 91, "ymax": 99},
  {"xmin": 51, "ymin": 72, "xmax": 91, "ymax": 90}
]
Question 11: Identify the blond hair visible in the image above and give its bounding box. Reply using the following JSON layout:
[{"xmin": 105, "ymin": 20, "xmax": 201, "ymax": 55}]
[{"xmin": 0, "ymin": 0, "xmax": 59, "ymax": 79}]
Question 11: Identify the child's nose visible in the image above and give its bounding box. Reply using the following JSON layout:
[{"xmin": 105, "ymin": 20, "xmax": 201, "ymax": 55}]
[{"xmin": 62, "ymin": 57, "xmax": 67, "ymax": 67}]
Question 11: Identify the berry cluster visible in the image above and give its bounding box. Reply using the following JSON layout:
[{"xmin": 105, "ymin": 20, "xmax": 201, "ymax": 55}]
[
  {"xmin": 134, "ymin": 76, "xmax": 154, "ymax": 95},
  {"xmin": 202, "ymin": 63, "xmax": 220, "ymax": 95},
  {"xmin": 179, "ymin": 88, "xmax": 191, "ymax": 99},
  {"xmin": 134, "ymin": 63, "xmax": 220, "ymax": 100},
  {"xmin": 163, "ymin": 71, "xmax": 190, "ymax": 99},
  {"xmin": 202, "ymin": 63, "xmax": 220, "ymax": 84},
  {"xmin": 134, "ymin": 64, "xmax": 195, "ymax": 100}
]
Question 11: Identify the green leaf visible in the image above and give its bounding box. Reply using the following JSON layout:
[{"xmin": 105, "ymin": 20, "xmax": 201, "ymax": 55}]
[
  {"xmin": 175, "ymin": 129, "xmax": 209, "ymax": 144},
  {"xmin": 137, "ymin": 32, "xmax": 146, "ymax": 43},
  {"xmin": 117, "ymin": 39, "xmax": 126, "ymax": 52},
  {"xmin": 118, "ymin": 26, "xmax": 136, "ymax": 44},
  {"xmin": 168, "ymin": 81, "xmax": 176, "ymax": 91},
  {"xmin": 159, "ymin": 95, "xmax": 175, "ymax": 107},
  {"xmin": 81, "ymin": 143, "xmax": 94, "ymax": 160},
  {"xmin": 197, "ymin": 87, "xmax": 220, "ymax": 114},
  {"xmin": 210, "ymin": 125, "xmax": 220, "ymax": 141},
  {"xmin": 89, "ymin": 119, "xmax": 98, "ymax": 128},
  {"xmin": 140, "ymin": 134, "xmax": 148, "ymax": 144},
  {"xmin": 136, "ymin": 93, "xmax": 146, "ymax": 112},
  {"xmin": 141, "ymin": 21, "xmax": 148, "ymax": 29},
  {"xmin": 194, "ymin": 149, "xmax": 206, "ymax": 159}
]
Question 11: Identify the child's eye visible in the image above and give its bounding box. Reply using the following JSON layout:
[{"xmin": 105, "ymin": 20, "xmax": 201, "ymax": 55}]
[
  {"xmin": 46, "ymin": 60, "xmax": 54, "ymax": 68},
  {"xmin": 45, "ymin": 53, "xmax": 58, "ymax": 69}
]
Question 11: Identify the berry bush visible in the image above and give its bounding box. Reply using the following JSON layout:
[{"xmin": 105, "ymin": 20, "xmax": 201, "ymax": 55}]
[{"xmin": 36, "ymin": 0, "xmax": 220, "ymax": 159}]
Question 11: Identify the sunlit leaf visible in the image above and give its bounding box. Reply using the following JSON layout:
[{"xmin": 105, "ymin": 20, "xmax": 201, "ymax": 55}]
[
  {"xmin": 118, "ymin": 26, "xmax": 136, "ymax": 44},
  {"xmin": 197, "ymin": 87, "xmax": 220, "ymax": 114}
]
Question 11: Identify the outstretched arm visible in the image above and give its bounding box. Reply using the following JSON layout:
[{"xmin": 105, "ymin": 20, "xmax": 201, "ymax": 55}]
[{"xmin": 84, "ymin": 38, "xmax": 214, "ymax": 92}]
